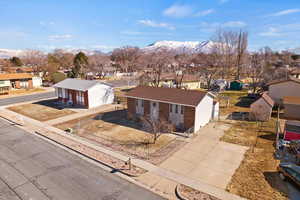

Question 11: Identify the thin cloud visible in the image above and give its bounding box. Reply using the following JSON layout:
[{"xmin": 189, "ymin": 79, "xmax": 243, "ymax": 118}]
[
  {"xmin": 195, "ymin": 9, "xmax": 215, "ymax": 17},
  {"xmin": 48, "ymin": 34, "xmax": 73, "ymax": 40},
  {"xmin": 223, "ymin": 21, "xmax": 247, "ymax": 28},
  {"xmin": 269, "ymin": 9, "xmax": 300, "ymax": 17},
  {"xmin": 259, "ymin": 27, "xmax": 282, "ymax": 37},
  {"xmin": 138, "ymin": 20, "xmax": 175, "ymax": 30},
  {"xmin": 163, "ymin": 4, "xmax": 193, "ymax": 18},
  {"xmin": 219, "ymin": 0, "xmax": 229, "ymax": 4}
]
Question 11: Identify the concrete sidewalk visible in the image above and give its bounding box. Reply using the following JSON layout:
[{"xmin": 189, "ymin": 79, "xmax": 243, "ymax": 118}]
[
  {"xmin": 45, "ymin": 104, "xmax": 119, "ymax": 125},
  {"xmin": 0, "ymin": 108, "xmax": 246, "ymax": 200}
]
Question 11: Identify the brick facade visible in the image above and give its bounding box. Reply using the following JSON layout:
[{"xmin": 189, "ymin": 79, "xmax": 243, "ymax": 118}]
[
  {"xmin": 127, "ymin": 98, "xmax": 136, "ymax": 118},
  {"xmin": 159, "ymin": 102, "xmax": 169, "ymax": 121},
  {"xmin": 183, "ymin": 106, "xmax": 195, "ymax": 130},
  {"xmin": 28, "ymin": 79, "xmax": 33, "ymax": 89},
  {"xmin": 127, "ymin": 97, "xmax": 196, "ymax": 130},
  {"xmin": 144, "ymin": 100, "xmax": 150, "ymax": 116},
  {"xmin": 84, "ymin": 91, "xmax": 89, "ymax": 108}
]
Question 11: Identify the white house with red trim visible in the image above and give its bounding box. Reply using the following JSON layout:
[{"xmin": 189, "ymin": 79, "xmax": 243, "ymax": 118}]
[{"xmin": 53, "ymin": 79, "xmax": 114, "ymax": 108}]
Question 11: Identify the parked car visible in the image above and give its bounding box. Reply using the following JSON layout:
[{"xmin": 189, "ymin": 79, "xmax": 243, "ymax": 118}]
[{"xmin": 278, "ymin": 162, "xmax": 300, "ymax": 187}]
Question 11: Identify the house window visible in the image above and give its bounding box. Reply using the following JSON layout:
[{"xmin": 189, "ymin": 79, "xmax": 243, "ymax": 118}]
[
  {"xmin": 175, "ymin": 105, "xmax": 178, "ymax": 113},
  {"xmin": 77, "ymin": 91, "xmax": 84, "ymax": 105},
  {"xmin": 0, "ymin": 81, "xmax": 4, "ymax": 84},
  {"xmin": 141, "ymin": 100, "xmax": 144, "ymax": 107},
  {"xmin": 181, "ymin": 106, "xmax": 184, "ymax": 114},
  {"xmin": 136, "ymin": 100, "xmax": 138, "ymax": 106},
  {"xmin": 169, "ymin": 104, "xmax": 172, "ymax": 113}
]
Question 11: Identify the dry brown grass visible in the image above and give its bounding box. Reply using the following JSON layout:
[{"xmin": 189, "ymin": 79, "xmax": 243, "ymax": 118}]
[
  {"xmin": 8, "ymin": 101, "xmax": 75, "ymax": 121},
  {"xmin": 219, "ymin": 90, "xmax": 251, "ymax": 115},
  {"xmin": 55, "ymin": 111, "xmax": 177, "ymax": 161},
  {"xmin": 221, "ymin": 118, "xmax": 288, "ymax": 200}
]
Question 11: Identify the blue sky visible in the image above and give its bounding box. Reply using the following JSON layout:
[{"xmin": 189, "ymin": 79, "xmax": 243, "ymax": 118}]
[{"xmin": 0, "ymin": 0, "xmax": 300, "ymax": 52}]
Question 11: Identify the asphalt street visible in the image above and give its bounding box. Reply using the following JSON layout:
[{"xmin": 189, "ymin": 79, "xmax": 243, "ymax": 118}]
[
  {"xmin": 0, "ymin": 92, "xmax": 56, "ymax": 107},
  {"xmin": 0, "ymin": 118, "xmax": 164, "ymax": 200}
]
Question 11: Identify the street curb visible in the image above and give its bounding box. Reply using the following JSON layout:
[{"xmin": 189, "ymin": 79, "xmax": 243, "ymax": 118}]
[{"xmin": 34, "ymin": 130, "xmax": 141, "ymax": 178}]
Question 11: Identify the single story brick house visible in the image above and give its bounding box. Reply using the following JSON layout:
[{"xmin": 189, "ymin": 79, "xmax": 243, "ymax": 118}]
[
  {"xmin": 0, "ymin": 73, "xmax": 33, "ymax": 89},
  {"xmin": 53, "ymin": 78, "xmax": 114, "ymax": 109},
  {"xmin": 125, "ymin": 86, "xmax": 218, "ymax": 133},
  {"xmin": 268, "ymin": 77, "xmax": 300, "ymax": 105},
  {"xmin": 283, "ymin": 96, "xmax": 300, "ymax": 120},
  {"xmin": 249, "ymin": 93, "xmax": 274, "ymax": 121}
]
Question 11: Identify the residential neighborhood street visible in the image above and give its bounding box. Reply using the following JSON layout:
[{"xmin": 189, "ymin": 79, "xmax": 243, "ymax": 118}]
[
  {"xmin": 0, "ymin": 118, "xmax": 164, "ymax": 200},
  {"xmin": 0, "ymin": 91, "xmax": 55, "ymax": 107}
]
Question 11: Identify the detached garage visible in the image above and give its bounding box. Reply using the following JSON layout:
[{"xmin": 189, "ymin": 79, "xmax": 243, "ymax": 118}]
[
  {"xmin": 53, "ymin": 78, "xmax": 114, "ymax": 109},
  {"xmin": 283, "ymin": 96, "xmax": 300, "ymax": 120}
]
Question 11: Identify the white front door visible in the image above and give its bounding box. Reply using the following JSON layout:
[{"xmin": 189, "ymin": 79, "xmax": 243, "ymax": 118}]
[
  {"xmin": 150, "ymin": 101, "xmax": 159, "ymax": 120},
  {"xmin": 136, "ymin": 99, "xmax": 144, "ymax": 115}
]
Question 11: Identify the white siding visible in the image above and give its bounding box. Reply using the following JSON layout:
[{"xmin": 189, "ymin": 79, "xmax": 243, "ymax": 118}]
[
  {"xmin": 32, "ymin": 77, "xmax": 42, "ymax": 88},
  {"xmin": 269, "ymin": 81, "xmax": 300, "ymax": 104},
  {"xmin": 212, "ymin": 102, "xmax": 220, "ymax": 120},
  {"xmin": 87, "ymin": 84, "xmax": 114, "ymax": 108},
  {"xmin": 150, "ymin": 101, "xmax": 159, "ymax": 120},
  {"xmin": 169, "ymin": 104, "xmax": 184, "ymax": 126},
  {"xmin": 136, "ymin": 99, "xmax": 144, "ymax": 115},
  {"xmin": 194, "ymin": 94, "xmax": 214, "ymax": 132}
]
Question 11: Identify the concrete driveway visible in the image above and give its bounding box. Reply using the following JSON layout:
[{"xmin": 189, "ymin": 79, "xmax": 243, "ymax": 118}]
[{"xmin": 159, "ymin": 122, "xmax": 248, "ymax": 189}]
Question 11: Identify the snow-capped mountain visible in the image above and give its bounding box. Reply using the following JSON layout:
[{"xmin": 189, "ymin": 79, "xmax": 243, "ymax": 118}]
[
  {"xmin": 143, "ymin": 40, "xmax": 217, "ymax": 53},
  {"xmin": 289, "ymin": 47, "xmax": 300, "ymax": 55},
  {"xmin": 0, "ymin": 49, "xmax": 27, "ymax": 59}
]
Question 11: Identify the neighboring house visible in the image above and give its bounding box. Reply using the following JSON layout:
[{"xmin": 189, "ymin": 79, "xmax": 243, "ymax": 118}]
[
  {"xmin": 53, "ymin": 78, "xmax": 114, "ymax": 109},
  {"xmin": 0, "ymin": 73, "xmax": 33, "ymax": 89},
  {"xmin": 249, "ymin": 93, "xmax": 274, "ymax": 121},
  {"xmin": 268, "ymin": 77, "xmax": 300, "ymax": 105},
  {"xmin": 103, "ymin": 79, "xmax": 138, "ymax": 88},
  {"xmin": 0, "ymin": 80, "xmax": 10, "ymax": 95},
  {"xmin": 284, "ymin": 120, "xmax": 300, "ymax": 141},
  {"xmin": 125, "ymin": 86, "xmax": 217, "ymax": 133},
  {"xmin": 3, "ymin": 66, "xmax": 44, "ymax": 77},
  {"xmin": 291, "ymin": 68, "xmax": 300, "ymax": 79},
  {"xmin": 160, "ymin": 74, "xmax": 202, "ymax": 89},
  {"xmin": 283, "ymin": 96, "xmax": 300, "ymax": 120}
]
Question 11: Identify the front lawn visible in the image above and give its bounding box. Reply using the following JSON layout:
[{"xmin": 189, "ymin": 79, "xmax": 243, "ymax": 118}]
[{"xmin": 8, "ymin": 99, "xmax": 75, "ymax": 121}]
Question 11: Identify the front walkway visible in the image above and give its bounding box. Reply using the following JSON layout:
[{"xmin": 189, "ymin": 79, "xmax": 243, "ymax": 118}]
[{"xmin": 45, "ymin": 104, "xmax": 118, "ymax": 125}]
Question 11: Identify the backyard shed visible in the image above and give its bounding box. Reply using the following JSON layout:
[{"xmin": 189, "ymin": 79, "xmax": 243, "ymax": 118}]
[
  {"xmin": 53, "ymin": 78, "xmax": 114, "ymax": 109},
  {"xmin": 249, "ymin": 93, "xmax": 274, "ymax": 121},
  {"xmin": 125, "ymin": 86, "xmax": 217, "ymax": 133},
  {"xmin": 283, "ymin": 96, "xmax": 300, "ymax": 120},
  {"xmin": 230, "ymin": 80, "xmax": 243, "ymax": 90},
  {"xmin": 268, "ymin": 77, "xmax": 300, "ymax": 105}
]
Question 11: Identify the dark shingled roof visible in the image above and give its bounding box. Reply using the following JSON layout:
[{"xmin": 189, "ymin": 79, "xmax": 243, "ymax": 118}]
[
  {"xmin": 267, "ymin": 76, "xmax": 300, "ymax": 86},
  {"xmin": 125, "ymin": 86, "xmax": 211, "ymax": 107}
]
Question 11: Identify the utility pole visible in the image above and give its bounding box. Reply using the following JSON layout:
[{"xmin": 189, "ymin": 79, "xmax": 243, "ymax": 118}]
[{"xmin": 276, "ymin": 105, "xmax": 280, "ymax": 150}]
